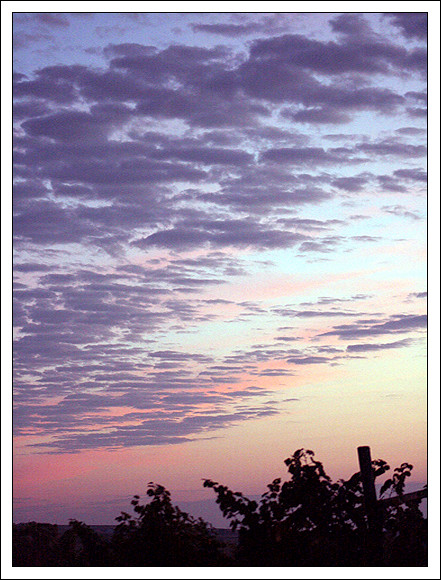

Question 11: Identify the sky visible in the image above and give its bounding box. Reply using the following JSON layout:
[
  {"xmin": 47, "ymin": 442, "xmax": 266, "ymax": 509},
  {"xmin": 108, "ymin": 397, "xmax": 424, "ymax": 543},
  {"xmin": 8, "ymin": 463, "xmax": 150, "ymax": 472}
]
[{"xmin": 6, "ymin": 4, "xmax": 434, "ymax": 533}]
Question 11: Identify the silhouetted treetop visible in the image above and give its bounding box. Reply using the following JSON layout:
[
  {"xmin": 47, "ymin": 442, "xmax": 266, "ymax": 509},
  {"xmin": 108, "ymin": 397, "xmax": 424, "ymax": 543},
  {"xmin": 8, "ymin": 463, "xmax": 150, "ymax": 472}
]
[{"xmin": 204, "ymin": 448, "xmax": 427, "ymax": 566}]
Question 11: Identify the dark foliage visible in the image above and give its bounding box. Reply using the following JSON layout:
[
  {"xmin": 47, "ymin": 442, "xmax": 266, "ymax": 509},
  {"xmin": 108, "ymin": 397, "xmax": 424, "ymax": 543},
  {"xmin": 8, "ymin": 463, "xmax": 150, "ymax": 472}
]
[
  {"xmin": 12, "ymin": 449, "xmax": 427, "ymax": 567},
  {"xmin": 12, "ymin": 490, "xmax": 225, "ymax": 567},
  {"xmin": 203, "ymin": 449, "xmax": 427, "ymax": 566},
  {"xmin": 380, "ymin": 465, "xmax": 428, "ymax": 566},
  {"xmin": 13, "ymin": 522, "xmax": 62, "ymax": 566},
  {"xmin": 110, "ymin": 483, "xmax": 227, "ymax": 566},
  {"xmin": 58, "ymin": 519, "xmax": 111, "ymax": 566},
  {"xmin": 12, "ymin": 519, "xmax": 112, "ymax": 567}
]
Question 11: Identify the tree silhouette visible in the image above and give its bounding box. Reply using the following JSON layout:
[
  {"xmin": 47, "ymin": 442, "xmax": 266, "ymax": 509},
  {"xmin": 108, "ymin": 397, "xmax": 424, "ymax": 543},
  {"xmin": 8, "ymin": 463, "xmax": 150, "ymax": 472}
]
[
  {"xmin": 379, "ymin": 464, "xmax": 428, "ymax": 566},
  {"xmin": 111, "ymin": 482, "xmax": 226, "ymax": 566},
  {"xmin": 58, "ymin": 519, "xmax": 111, "ymax": 566},
  {"xmin": 12, "ymin": 449, "xmax": 427, "ymax": 567},
  {"xmin": 12, "ymin": 522, "xmax": 61, "ymax": 566},
  {"xmin": 204, "ymin": 448, "xmax": 427, "ymax": 566}
]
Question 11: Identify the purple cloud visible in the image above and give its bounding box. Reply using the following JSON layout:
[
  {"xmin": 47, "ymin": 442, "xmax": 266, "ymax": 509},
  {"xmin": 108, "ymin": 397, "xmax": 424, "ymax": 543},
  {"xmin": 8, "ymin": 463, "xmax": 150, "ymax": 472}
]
[
  {"xmin": 12, "ymin": 14, "xmax": 427, "ymax": 457},
  {"xmin": 248, "ymin": 32, "xmax": 426, "ymax": 75},
  {"xmin": 330, "ymin": 13, "xmax": 373, "ymax": 37},
  {"xmin": 385, "ymin": 13, "xmax": 427, "ymax": 40},
  {"xmin": 260, "ymin": 146, "xmax": 358, "ymax": 165},
  {"xmin": 35, "ymin": 13, "xmax": 70, "ymax": 27},
  {"xmin": 134, "ymin": 218, "xmax": 307, "ymax": 251},
  {"xmin": 346, "ymin": 339, "xmax": 412, "ymax": 352},
  {"xmin": 191, "ymin": 22, "xmax": 265, "ymax": 37},
  {"xmin": 393, "ymin": 168, "xmax": 427, "ymax": 182},
  {"xmin": 319, "ymin": 314, "xmax": 427, "ymax": 340},
  {"xmin": 382, "ymin": 205, "xmax": 422, "ymax": 220},
  {"xmin": 283, "ymin": 106, "xmax": 351, "ymax": 125}
]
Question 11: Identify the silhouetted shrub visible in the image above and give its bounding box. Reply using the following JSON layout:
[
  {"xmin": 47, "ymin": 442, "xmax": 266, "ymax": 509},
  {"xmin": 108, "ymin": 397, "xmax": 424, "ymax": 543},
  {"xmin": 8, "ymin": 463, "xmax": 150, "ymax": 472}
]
[
  {"xmin": 58, "ymin": 519, "xmax": 111, "ymax": 566},
  {"xmin": 12, "ymin": 522, "xmax": 62, "ymax": 566},
  {"xmin": 12, "ymin": 450, "xmax": 427, "ymax": 567},
  {"xmin": 204, "ymin": 449, "xmax": 427, "ymax": 566},
  {"xmin": 110, "ymin": 483, "xmax": 227, "ymax": 566},
  {"xmin": 380, "ymin": 465, "xmax": 427, "ymax": 566}
]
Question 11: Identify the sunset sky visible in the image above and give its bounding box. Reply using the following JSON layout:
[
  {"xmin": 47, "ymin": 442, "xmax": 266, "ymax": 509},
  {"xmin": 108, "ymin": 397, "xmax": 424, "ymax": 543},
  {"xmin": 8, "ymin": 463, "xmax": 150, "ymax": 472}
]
[{"xmin": 9, "ymin": 6, "xmax": 430, "ymax": 529}]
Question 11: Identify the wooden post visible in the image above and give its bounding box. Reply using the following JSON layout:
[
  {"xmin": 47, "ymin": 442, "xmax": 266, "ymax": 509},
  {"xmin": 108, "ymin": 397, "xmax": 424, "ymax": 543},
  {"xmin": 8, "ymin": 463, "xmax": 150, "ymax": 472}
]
[
  {"xmin": 357, "ymin": 446, "xmax": 383, "ymax": 565},
  {"xmin": 358, "ymin": 446, "xmax": 377, "ymax": 520}
]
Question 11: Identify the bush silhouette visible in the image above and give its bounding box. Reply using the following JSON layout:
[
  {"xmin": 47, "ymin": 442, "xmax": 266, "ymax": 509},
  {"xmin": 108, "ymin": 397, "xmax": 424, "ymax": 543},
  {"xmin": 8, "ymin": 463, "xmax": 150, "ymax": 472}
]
[
  {"xmin": 110, "ymin": 482, "xmax": 226, "ymax": 566},
  {"xmin": 13, "ymin": 520, "xmax": 113, "ymax": 567},
  {"xmin": 12, "ymin": 449, "xmax": 427, "ymax": 567},
  {"xmin": 204, "ymin": 448, "xmax": 427, "ymax": 566},
  {"xmin": 12, "ymin": 522, "xmax": 62, "ymax": 566},
  {"xmin": 58, "ymin": 519, "xmax": 111, "ymax": 566}
]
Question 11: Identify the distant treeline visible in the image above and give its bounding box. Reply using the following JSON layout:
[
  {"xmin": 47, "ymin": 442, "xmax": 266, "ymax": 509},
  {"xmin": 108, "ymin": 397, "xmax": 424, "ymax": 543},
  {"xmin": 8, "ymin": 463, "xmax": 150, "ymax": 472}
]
[{"xmin": 13, "ymin": 449, "xmax": 427, "ymax": 567}]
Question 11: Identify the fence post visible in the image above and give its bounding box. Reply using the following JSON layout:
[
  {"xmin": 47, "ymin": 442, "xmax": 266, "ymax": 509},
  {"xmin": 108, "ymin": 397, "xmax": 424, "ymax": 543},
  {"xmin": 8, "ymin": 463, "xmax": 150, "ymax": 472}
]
[{"xmin": 357, "ymin": 446, "xmax": 383, "ymax": 565}]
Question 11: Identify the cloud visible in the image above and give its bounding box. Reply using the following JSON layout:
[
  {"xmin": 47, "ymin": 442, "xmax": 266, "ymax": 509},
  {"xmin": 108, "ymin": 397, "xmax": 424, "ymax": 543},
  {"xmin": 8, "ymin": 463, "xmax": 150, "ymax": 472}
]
[
  {"xmin": 190, "ymin": 13, "xmax": 294, "ymax": 38},
  {"xmin": 191, "ymin": 22, "xmax": 265, "ymax": 37},
  {"xmin": 248, "ymin": 32, "xmax": 426, "ymax": 76},
  {"xmin": 356, "ymin": 140, "xmax": 426, "ymax": 158},
  {"xmin": 15, "ymin": 383, "xmax": 281, "ymax": 452},
  {"xmin": 286, "ymin": 355, "xmax": 332, "ymax": 365},
  {"xmin": 12, "ymin": 25, "xmax": 421, "ymax": 131},
  {"xmin": 385, "ymin": 13, "xmax": 427, "ymax": 40},
  {"xmin": 13, "ymin": 73, "xmax": 78, "ymax": 103},
  {"xmin": 13, "ymin": 100, "xmax": 52, "ymax": 119},
  {"xmin": 393, "ymin": 168, "xmax": 427, "ymax": 182},
  {"xmin": 346, "ymin": 339, "xmax": 412, "ymax": 352},
  {"xmin": 21, "ymin": 110, "xmax": 113, "ymax": 141},
  {"xmin": 395, "ymin": 126, "xmax": 426, "ymax": 136},
  {"xmin": 406, "ymin": 107, "xmax": 427, "ymax": 119},
  {"xmin": 282, "ymin": 106, "xmax": 351, "ymax": 125},
  {"xmin": 376, "ymin": 175, "xmax": 408, "ymax": 193},
  {"xmin": 13, "ymin": 200, "xmax": 100, "ymax": 245},
  {"xmin": 12, "ymin": 15, "xmax": 427, "ymax": 456},
  {"xmin": 382, "ymin": 205, "xmax": 422, "ymax": 220},
  {"xmin": 258, "ymin": 369, "xmax": 296, "ymax": 376},
  {"xmin": 35, "ymin": 13, "xmax": 70, "ymax": 27},
  {"xmin": 408, "ymin": 292, "xmax": 427, "ymax": 299},
  {"xmin": 319, "ymin": 314, "xmax": 427, "ymax": 340},
  {"xmin": 14, "ymin": 139, "xmax": 207, "ymax": 192},
  {"xmin": 148, "ymin": 146, "xmax": 254, "ymax": 166},
  {"xmin": 329, "ymin": 13, "xmax": 373, "ymax": 38},
  {"xmin": 351, "ymin": 235, "xmax": 380, "ymax": 243},
  {"xmin": 13, "ymin": 32, "xmax": 54, "ymax": 49},
  {"xmin": 133, "ymin": 218, "xmax": 308, "ymax": 251},
  {"xmin": 273, "ymin": 307, "xmax": 357, "ymax": 318},
  {"xmin": 260, "ymin": 146, "xmax": 362, "ymax": 166},
  {"xmin": 297, "ymin": 237, "xmax": 343, "ymax": 254},
  {"xmin": 14, "ymin": 262, "xmax": 52, "ymax": 273},
  {"xmin": 332, "ymin": 175, "xmax": 370, "ymax": 192}
]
